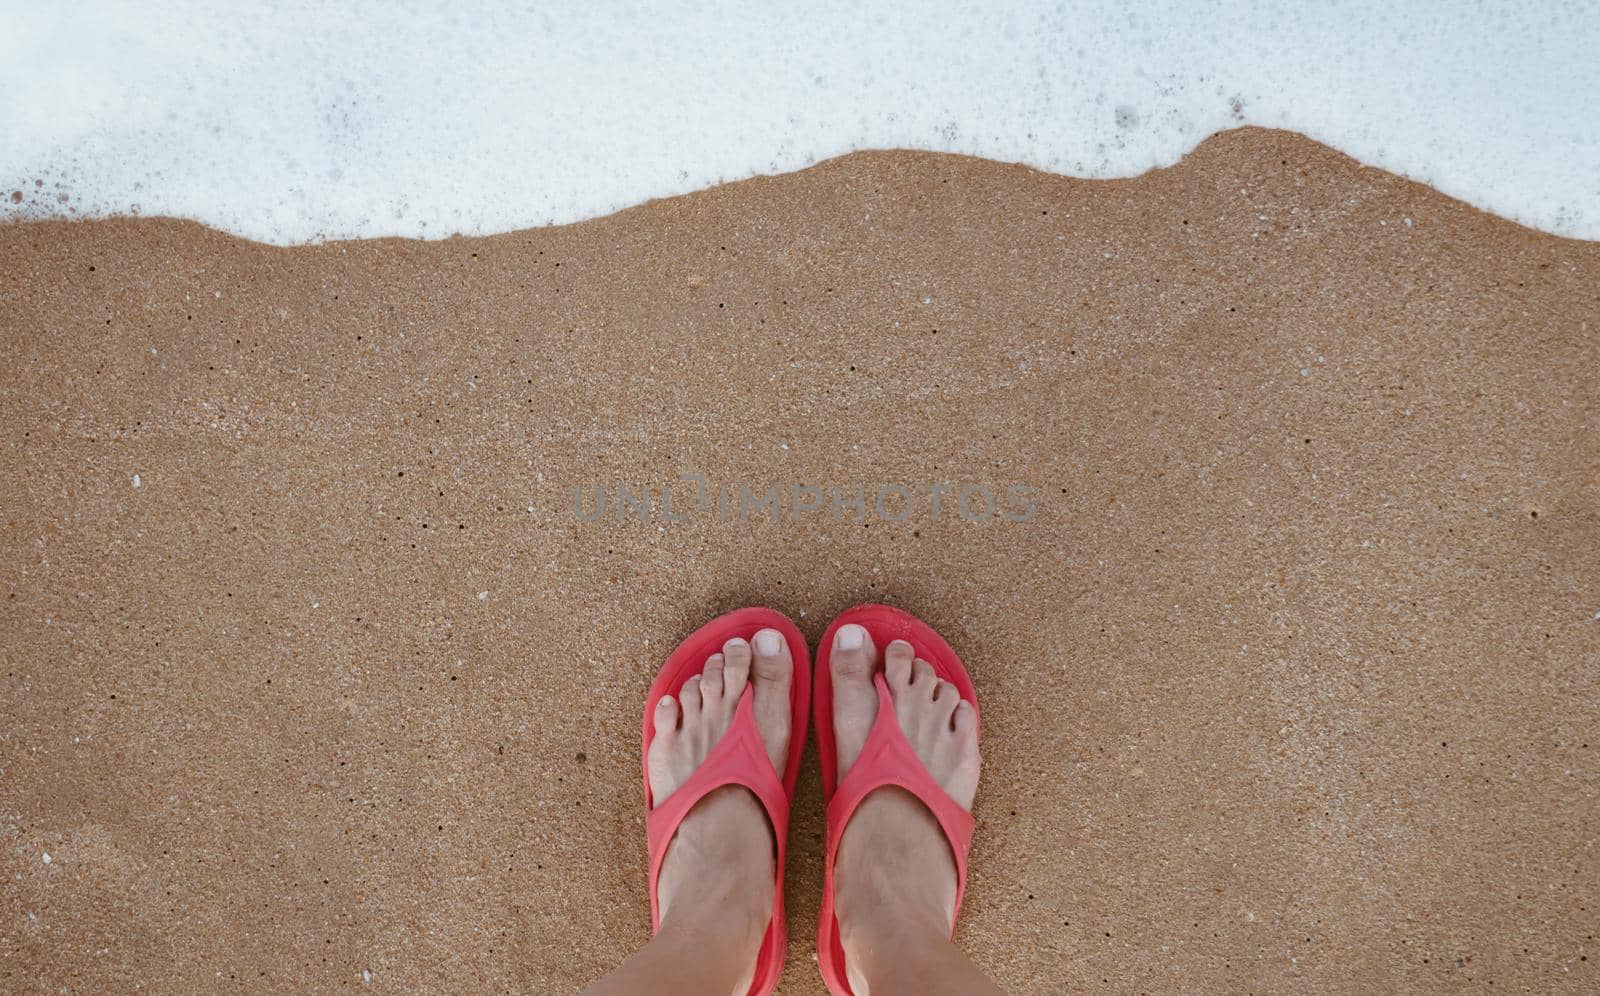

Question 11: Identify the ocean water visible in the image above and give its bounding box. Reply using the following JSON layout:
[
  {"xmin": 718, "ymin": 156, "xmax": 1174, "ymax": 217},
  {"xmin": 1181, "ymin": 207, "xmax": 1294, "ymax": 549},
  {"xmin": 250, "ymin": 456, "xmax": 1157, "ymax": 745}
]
[{"xmin": 1, "ymin": 0, "xmax": 1596, "ymax": 245}]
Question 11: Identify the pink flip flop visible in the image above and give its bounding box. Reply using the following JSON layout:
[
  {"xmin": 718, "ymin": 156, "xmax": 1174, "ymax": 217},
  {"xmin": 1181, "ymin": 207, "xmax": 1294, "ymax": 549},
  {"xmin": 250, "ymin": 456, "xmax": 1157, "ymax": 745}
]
[
  {"xmin": 813, "ymin": 603, "xmax": 980, "ymax": 995},
  {"xmin": 641, "ymin": 607, "xmax": 811, "ymax": 996}
]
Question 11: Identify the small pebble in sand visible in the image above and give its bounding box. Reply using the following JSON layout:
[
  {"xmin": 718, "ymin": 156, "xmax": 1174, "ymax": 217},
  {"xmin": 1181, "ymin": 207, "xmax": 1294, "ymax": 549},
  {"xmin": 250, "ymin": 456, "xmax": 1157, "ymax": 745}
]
[
  {"xmin": 42, "ymin": 852, "xmax": 51, "ymax": 864},
  {"xmin": 478, "ymin": 591, "xmax": 489, "ymax": 600},
  {"xmin": 132, "ymin": 474, "xmax": 141, "ymax": 487}
]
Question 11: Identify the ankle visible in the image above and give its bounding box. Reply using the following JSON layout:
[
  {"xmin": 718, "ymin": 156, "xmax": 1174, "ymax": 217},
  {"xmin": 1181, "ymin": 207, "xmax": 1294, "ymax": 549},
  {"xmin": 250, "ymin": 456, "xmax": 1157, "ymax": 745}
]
[
  {"xmin": 658, "ymin": 887, "xmax": 769, "ymax": 949},
  {"xmin": 835, "ymin": 843, "xmax": 952, "ymax": 962},
  {"xmin": 834, "ymin": 790, "xmax": 956, "ymax": 935},
  {"xmin": 837, "ymin": 897, "xmax": 951, "ymax": 993},
  {"xmin": 657, "ymin": 787, "xmax": 775, "ymax": 932},
  {"xmin": 646, "ymin": 906, "xmax": 767, "ymax": 996},
  {"xmin": 659, "ymin": 865, "xmax": 772, "ymax": 931},
  {"xmin": 837, "ymin": 870, "xmax": 949, "ymax": 945}
]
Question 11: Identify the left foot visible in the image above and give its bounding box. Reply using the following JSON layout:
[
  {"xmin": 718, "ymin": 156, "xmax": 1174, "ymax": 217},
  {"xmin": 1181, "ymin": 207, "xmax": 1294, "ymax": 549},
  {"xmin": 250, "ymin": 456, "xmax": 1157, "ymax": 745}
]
[{"xmin": 644, "ymin": 627, "xmax": 795, "ymax": 994}]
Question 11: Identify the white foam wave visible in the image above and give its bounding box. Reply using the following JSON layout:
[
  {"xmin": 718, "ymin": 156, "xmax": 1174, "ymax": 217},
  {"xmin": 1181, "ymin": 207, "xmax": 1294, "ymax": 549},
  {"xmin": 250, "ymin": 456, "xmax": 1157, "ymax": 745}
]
[{"xmin": 2, "ymin": 1, "xmax": 1596, "ymax": 244}]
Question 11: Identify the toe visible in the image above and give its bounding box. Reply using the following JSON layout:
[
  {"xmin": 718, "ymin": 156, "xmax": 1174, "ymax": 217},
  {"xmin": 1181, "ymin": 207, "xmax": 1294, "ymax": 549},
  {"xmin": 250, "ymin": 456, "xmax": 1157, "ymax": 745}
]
[
  {"xmin": 953, "ymin": 699, "xmax": 977, "ymax": 736},
  {"xmin": 831, "ymin": 624, "xmax": 877, "ymax": 683},
  {"xmin": 751, "ymin": 628, "xmax": 792, "ymax": 685},
  {"xmin": 831, "ymin": 623, "xmax": 882, "ymax": 777},
  {"xmin": 653, "ymin": 694, "xmax": 681, "ymax": 735},
  {"xmin": 701, "ymin": 652, "xmax": 726, "ymax": 708},
  {"xmin": 947, "ymin": 701, "xmax": 982, "ymax": 808},
  {"xmin": 722, "ymin": 637, "xmax": 752, "ymax": 703},
  {"xmin": 748, "ymin": 628, "xmax": 793, "ymax": 776},
  {"xmin": 680, "ymin": 675, "xmax": 703, "ymax": 719},
  {"xmin": 885, "ymin": 640, "xmax": 914, "ymax": 688},
  {"xmin": 932, "ymin": 680, "xmax": 960, "ymax": 725},
  {"xmin": 912, "ymin": 657, "xmax": 938, "ymax": 694},
  {"xmin": 646, "ymin": 695, "xmax": 681, "ymax": 804}
]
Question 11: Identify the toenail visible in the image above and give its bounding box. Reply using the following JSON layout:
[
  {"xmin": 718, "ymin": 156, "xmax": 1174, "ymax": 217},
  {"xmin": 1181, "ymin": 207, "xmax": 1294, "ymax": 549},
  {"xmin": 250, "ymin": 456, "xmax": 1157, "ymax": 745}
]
[
  {"xmin": 755, "ymin": 630, "xmax": 781, "ymax": 655},
  {"xmin": 837, "ymin": 625, "xmax": 864, "ymax": 650}
]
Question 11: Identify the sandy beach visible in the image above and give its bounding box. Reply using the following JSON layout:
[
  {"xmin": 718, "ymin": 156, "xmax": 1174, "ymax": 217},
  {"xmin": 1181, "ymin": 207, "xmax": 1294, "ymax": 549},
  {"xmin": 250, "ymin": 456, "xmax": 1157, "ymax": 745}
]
[{"xmin": 1, "ymin": 128, "xmax": 1596, "ymax": 991}]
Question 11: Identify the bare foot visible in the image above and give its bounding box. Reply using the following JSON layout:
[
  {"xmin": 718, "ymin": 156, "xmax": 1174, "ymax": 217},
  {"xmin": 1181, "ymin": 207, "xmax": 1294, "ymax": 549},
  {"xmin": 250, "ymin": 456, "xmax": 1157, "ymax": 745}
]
[
  {"xmin": 643, "ymin": 628, "xmax": 794, "ymax": 995},
  {"xmin": 828, "ymin": 623, "xmax": 981, "ymax": 991}
]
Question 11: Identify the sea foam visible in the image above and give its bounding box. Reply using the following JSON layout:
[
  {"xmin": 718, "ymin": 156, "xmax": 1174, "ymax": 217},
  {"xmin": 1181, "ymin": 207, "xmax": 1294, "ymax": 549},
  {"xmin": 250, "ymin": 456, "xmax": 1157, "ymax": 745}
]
[{"xmin": 2, "ymin": 1, "xmax": 1597, "ymax": 245}]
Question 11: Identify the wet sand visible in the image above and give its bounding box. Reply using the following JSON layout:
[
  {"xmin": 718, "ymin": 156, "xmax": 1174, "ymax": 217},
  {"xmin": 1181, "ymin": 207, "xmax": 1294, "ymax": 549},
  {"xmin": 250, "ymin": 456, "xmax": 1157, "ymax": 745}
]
[{"xmin": 1, "ymin": 128, "xmax": 1596, "ymax": 992}]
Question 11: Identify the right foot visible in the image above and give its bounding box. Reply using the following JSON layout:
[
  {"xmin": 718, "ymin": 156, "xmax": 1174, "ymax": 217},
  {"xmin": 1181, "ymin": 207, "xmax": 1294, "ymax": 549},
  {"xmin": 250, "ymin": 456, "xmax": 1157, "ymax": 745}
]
[{"xmin": 828, "ymin": 623, "xmax": 981, "ymax": 985}]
